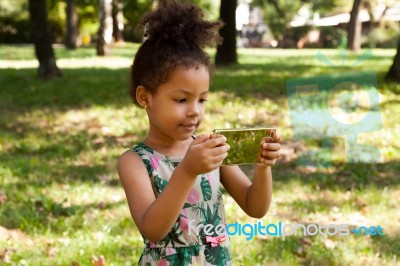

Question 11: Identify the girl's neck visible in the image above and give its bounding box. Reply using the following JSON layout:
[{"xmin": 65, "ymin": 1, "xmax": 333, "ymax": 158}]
[{"xmin": 143, "ymin": 133, "xmax": 192, "ymax": 158}]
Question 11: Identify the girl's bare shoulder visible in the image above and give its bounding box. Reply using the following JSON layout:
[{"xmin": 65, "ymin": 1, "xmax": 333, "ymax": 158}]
[{"xmin": 117, "ymin": 150, "xmax": 147, "ymax": 182}]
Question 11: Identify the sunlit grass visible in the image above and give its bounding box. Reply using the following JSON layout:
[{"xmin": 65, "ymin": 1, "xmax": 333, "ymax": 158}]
[{"xmin": 0, "ymin": 45, "xmax": 399, "ymax": 265}]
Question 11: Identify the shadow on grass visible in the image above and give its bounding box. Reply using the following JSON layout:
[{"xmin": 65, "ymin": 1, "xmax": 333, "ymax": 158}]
[
  {"xmin": 0, "ymin": 68, "xmax": 131, "ymax": 111},
  {"xmin": 214, "ymin": 61, "xmax": 400, "ymax": 95},
  {"xmin": 212, "ymin": 62, "xmax": 361, "ymax": 97},
  {"xmin": 371, "ymin": 233, "xmax": 400, "ymax": 261},
  {"xmin": 239, "ymin": 231, "xmax": 399, "ymax": 265},
  {"xmin": 1, "ymin": 65, "xmax": 399, "ymax": 115},
  {"xmin": 238, "ymin": 159, "xmax": 400, "ymax": 192},
  {"xmin": 237, "ymin": 235, "xmax": 339, "ymax": 265},
  {"xmin": 0, "ymin": 192, "xmax": 125, "ymax": 234},
  {"xmin": 272, "ymin": 160, "xmax": 400, "ymax": 190},
  {"xmin": 0, "ymin": 132, "xmax": 123, "ymax": 188}
]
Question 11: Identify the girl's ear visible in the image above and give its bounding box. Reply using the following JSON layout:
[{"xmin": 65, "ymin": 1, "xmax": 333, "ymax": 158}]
[{"xmin": 136, "ymin": 85, "xmax": 151, "ymax": 109}]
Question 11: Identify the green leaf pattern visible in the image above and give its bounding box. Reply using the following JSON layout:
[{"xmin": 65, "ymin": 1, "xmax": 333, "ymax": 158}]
[{"xmin": 200, "ymin": 175, "xmax": 212, "ymax": 201}]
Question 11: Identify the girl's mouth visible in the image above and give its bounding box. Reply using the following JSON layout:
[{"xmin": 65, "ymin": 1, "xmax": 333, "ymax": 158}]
[{"xmin": 181, "ymin": 123, "xmax": 198, "ymax": 131}]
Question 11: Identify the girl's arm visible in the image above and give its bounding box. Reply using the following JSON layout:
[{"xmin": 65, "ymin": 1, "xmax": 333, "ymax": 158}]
[
  {"xmin": 220, "ymin": 135, "xmax": 281, "ymax": 218},
  {"xmin": 118, "ymin": 135, "xmax": 229, "ymax": 242}
]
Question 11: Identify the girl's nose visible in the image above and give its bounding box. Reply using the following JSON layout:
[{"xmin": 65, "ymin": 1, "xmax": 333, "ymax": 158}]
[{"xmin": 187, "ymin": 103, "xmax": 200, "ymax": 117}]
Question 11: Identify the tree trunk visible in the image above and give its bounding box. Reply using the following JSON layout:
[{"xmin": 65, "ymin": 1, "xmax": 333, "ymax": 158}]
[
  {"xmin": 385, "ymin": 36, "xmax": 400, "ymax": 83},
  {"xmin": 28, "ymin": 0, "xmax": 62, "ymax": 79},
  {"xmin": 347, "ymin": 0, "xmax": 362, "ymax": 52},
  {"xmin": 97, "ymin": 0, "xmax": 113, "ymax": 56},
  {"xmin": 215, "ymin": 0, "xmax": 237, "ymax": 66},
  {"xmin": 66, "ymin": 0, "xmax": 79, "ymax": 49},
  {"xmin": 112, "ymin": 0, "xmax": 124, "ymax": 43}
]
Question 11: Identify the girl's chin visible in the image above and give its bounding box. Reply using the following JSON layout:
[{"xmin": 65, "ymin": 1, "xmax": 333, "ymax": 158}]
[{"xmin": 175, "ymin": 131, "xmax": 197, "ymax": 140}]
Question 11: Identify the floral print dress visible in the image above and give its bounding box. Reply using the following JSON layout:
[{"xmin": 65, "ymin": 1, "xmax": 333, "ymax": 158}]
[{"xmin": 132, "ymin": 142, "xmax": 232, "ymax": 266}]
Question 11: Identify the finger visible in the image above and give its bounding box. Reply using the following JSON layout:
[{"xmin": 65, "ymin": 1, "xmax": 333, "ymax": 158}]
[
  {"xmin": 261, "ymin": 132, "xmax": 277, "ymax": 144},
  {"xmin": 259, "ymin": 158, "xmax": 276, "ymax": 166},
  {"xmin": 211, "ymin": 152, "xmax": 228, "ymax": 165},
  {"xmin": 211, "ymin": 143, "xmax": 230, "ymax": 156},
  {"xmin": 261, "ymin": 150, "xmax": 280, "ymax": 159},
  {"xmin": 274, "ymin": 134, "xmax": 281, "ymax": 143},
  {"xmin": 207, "ymin": 135, "xmax": 227, "ymax": 148},
  {"xmin": 265, "ymin": 129, "xmax": 276, "ymax": 142},
  {"xmin": 211, "ymin": 132, "xmax": 223, "ymax": 139},
  {"xmin": 260, "ymin": 137, "xmax": 267, "ymax": 145},
  {"xmin": 262, "ymin": 142, "xmax": 281, "ymax": 150},
  {"xmin": 192, "ymin": 134, "xmax": 210, "ymax": 144}
]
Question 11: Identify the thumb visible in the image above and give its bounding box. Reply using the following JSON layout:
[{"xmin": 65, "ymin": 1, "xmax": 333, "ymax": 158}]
[{"xmin": 191, "ymin": 134, "xmax": 210, "ymax": 144}]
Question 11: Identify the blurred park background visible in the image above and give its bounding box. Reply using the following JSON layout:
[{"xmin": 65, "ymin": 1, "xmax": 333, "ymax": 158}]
[{"xmin": 1, "ymin": 0, "xmax": 400, "ymax": 265}]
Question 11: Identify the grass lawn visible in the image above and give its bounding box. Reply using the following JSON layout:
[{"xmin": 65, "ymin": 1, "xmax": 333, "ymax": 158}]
[{"xmin": 0, "ymin": 44, "xmax": 399, "ymax": 265}]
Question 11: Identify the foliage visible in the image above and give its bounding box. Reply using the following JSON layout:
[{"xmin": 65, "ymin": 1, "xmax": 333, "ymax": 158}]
[
  {"xmin": 0, "ymin": 0, "xmax": 67, "ymax": 43},
  {"xmin": 0, "ymin": 45, "xmax": 399, "ymax": 264},
  {"xmin": 318, "ymin": 26, "xmax": 347, "ymax": 48},
  {"xmin": 252, "ymin": 0, "xmax": 349, "ymax": 42},
  {"xmin": 307, "ymin": 0, "xmax": 350, "ymax": 16},
  {"xmin": 0, "ymin": 0, "xmax": 28, "ymax": 18},
  {"xmin": 47, "ymin": 0, "xmax": 67, "ymax": 43},
  {"xmin": 186, "ymin": 0, "xmax": 219, "ymax": 20},
  {"xmin": 254, "ymin": 0, "xmax": 302, "ymax": 41},
  {"xmin": 0, "ymin": 18, "xmax": 31, "ymax": 43},
  {"xmin": 122, "ymin": 0, "xmax": 219, "ymax": 42},
  {"xmin": 0, "ymin": 0, "xmax": 29, "ymax": 43},
  {"xmin": 363, "ymin": 21, "xmax": 400, "ymax": 49},
  {"xmin": 121, "ymin": 0, "xmax": 154, "ymax": 42}
]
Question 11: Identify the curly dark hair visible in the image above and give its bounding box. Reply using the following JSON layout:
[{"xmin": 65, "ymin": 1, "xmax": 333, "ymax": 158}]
[{"xmin": 129, "ymin": 0, "xmax": 223, "ymax": 107}]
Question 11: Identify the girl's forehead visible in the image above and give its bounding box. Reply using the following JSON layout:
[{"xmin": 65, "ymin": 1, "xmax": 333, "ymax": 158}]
[{"xmin": 158, "ymin": 67, "xmax": 210, "ymax": 95}]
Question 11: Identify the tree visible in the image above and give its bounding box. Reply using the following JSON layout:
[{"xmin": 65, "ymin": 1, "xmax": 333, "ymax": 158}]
[
  {"xmin": 28, "ymin": 0, "xmax": 61, "ymax": 79},
  {"xmin": 66, "ymin": 0, "xmax": 78, "ymax": 49},
  {"xmin": 112, "ymin": 0, "xmax": 124, "ymax": 42},
  {"xmin": 97, "ymin": 0, "xmax": 113, "ymax": 56},
  {"xmin": 347, "ymin": 0, "xmax": 363, "ymax": 52},
  {"xmin": 215, "ymin": 0, "xmax": 237, "ymax": 65},
  {"xmin": 385, "ymin": 36, "xmax": 400, "ymax": 83}
]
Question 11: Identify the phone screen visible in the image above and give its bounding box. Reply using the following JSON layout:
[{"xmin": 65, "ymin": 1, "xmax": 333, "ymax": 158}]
[{"xmin": 212, "ymin": 127, "xmax": 276, "ymax": 165}]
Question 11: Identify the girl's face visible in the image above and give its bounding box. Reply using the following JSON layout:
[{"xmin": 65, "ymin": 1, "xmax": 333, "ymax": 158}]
[{"xmin": 146, "ymin": 65, "xmax": 210, "ymax": 142}]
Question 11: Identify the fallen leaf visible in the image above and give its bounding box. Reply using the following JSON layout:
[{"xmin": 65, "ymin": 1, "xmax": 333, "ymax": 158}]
[
  {"xmin": 92, "ymin": 232, "xmax": 105, "ymax": 242},
  {"xmin": 97, "ymin": 201, "xmax": 107, "ymax": 209},
  {"xmin": 0, "ymin": 191, "xmax": 6, "ymax": 204},
  {"xmin": 300, "ymin": 237, "xmax": 312, "ymax": 246},
  {"xmin": 0, "ymin": 226, "xmax": 28, "ymax": 242},
  {"xmin": 45, "ymin": 246, "xmax": 59, "ymax": 257},
  {"xmin": 92, "ymin": 255, "xmax": 106, "ymax": 266},
  {"xmin": 324, "ymin": 238, "xmax": 337, "ymax": 249},
  {"xmin": 0, "ymin": 226, "xmax": 9, "ymax": 241},
  {"xmin": 296, "ymin": 246, "xmax": 304, "ymax": 255},
  {"xmin": 0, "ymin": 248, "xmax": 12, "ymax": 263}
]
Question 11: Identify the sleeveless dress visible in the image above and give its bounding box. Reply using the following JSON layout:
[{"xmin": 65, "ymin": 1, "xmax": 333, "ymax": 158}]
[{"xmin": 132, "ymin": 142, "xmax": 232, "ymax": 266}]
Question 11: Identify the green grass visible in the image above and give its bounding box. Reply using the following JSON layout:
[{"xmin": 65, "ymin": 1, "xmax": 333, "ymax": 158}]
[{"xmin": 0, "ymin": 44, "xmax": 399, "ymax": 265}]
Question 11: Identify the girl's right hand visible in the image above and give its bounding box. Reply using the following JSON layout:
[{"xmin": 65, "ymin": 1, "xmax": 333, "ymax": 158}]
[{"xmin": 181, "ymin": 134, "xmax": 230, "ymax": 177}]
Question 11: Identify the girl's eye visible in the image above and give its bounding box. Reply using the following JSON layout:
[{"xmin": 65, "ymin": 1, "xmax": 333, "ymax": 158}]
[
  {"xmin": 199, "ymin": 98, "xmax": 208, "ymax": 103},
  {"xmin": 175, "ymin": 99, "xmax": 186, "ymax": 103}
]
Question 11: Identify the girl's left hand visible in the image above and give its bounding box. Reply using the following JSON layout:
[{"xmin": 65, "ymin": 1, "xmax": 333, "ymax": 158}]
[{"xmin": 258, "ymin": 131, "xmax": 281, "ymax": 166}]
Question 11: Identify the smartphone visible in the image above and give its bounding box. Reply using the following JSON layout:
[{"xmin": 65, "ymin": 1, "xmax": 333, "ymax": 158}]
[{"xmin": 211, "ymin": 127, "xmax": 276, "ymax": 165}]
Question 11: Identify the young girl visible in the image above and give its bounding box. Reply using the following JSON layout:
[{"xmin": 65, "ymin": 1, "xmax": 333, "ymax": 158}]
[{"xmin": 118, "ymin": 1, "xmax": 281, "ymax": 265}]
